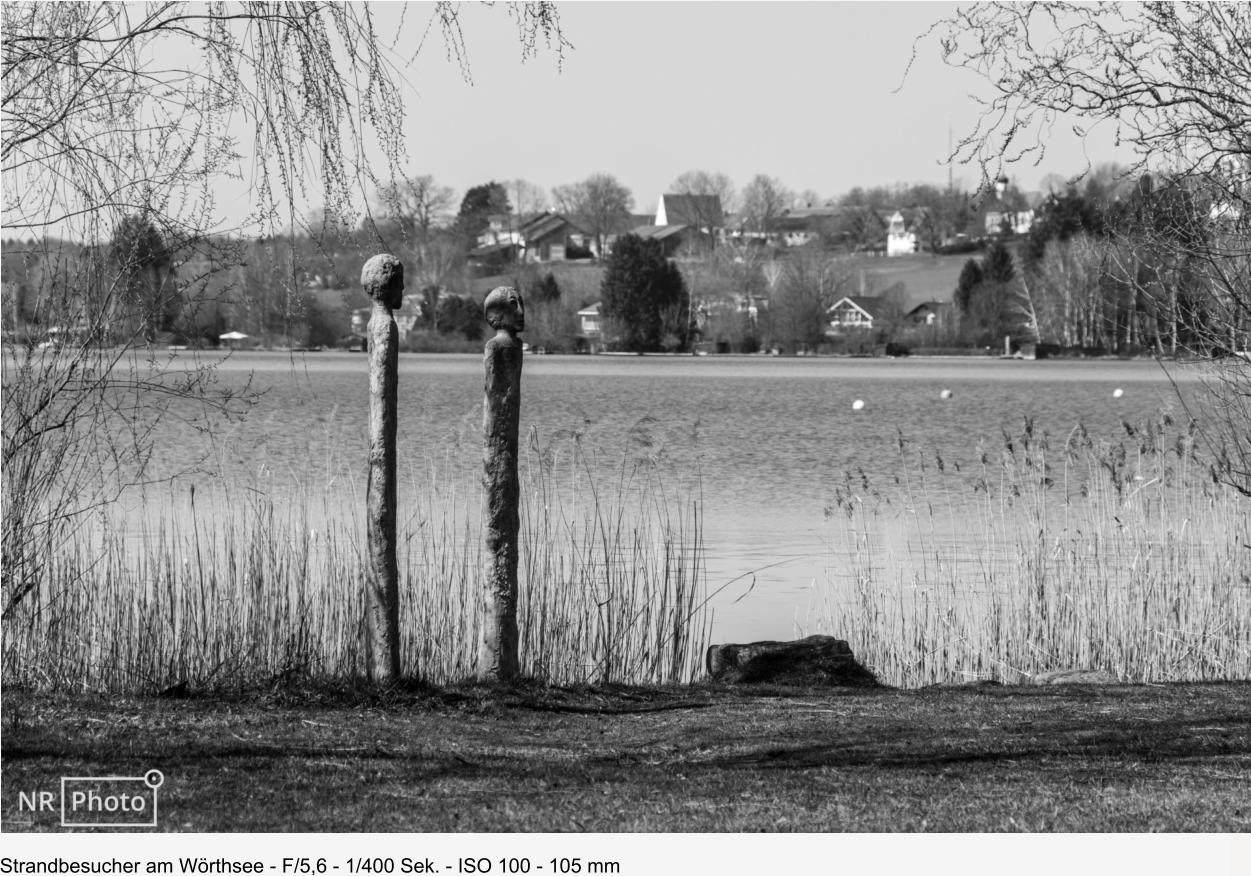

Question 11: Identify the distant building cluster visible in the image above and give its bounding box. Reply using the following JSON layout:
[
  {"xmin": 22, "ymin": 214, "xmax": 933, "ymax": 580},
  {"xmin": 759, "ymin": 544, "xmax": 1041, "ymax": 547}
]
[
  {"xmin": 447, "ymin": 186, "xmax": 1026, "ymax": 353},
  {"xmin": 467, "ymin": 192, "xmax": 727, "ymax": 268},
  {"xmin": 466, "ymin": 180, "xmax": 1041, "ymax": 275}
]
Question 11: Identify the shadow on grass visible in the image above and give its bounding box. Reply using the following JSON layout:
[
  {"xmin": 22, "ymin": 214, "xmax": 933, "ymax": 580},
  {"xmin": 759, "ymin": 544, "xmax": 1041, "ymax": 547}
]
[
  {"xmin": 696, "ymin": 713, "xmax": 1251, "ymax": 772},
  {"xmin": 4, "ymin": 682, "xmax": 1250, "ymax": 831},
  {"xmin": 6, "ymin": 683, "xmax": 1248, "ymax": 777}
]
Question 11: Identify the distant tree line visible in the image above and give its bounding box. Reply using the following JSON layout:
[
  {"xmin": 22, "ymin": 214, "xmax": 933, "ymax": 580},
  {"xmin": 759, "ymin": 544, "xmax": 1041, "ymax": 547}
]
[
  {"xmin": 0, "ymin": 163, "xmax": 997, "ymax": 353},
  {"xmin": 6, "ymin": 157, "xmax": 1243, "ymax": 360},
  {"xmin": 949, "ymin": 168, "xmax": 1246, "ymax": 357}
]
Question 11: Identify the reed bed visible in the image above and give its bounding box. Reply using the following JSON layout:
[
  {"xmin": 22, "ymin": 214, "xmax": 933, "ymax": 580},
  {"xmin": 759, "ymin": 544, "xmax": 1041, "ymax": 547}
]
[
  {"xmin": 810, "ymin": 414, "xmax": 1251, "ymax": 688},
  {"xmin": 2, "ymin": 428, "xmax": 710, "ymax": 692}
]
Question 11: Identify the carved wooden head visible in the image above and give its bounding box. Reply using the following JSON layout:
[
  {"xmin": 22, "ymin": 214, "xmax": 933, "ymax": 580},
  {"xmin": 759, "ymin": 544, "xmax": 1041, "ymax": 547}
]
[
  {"xmin": 361, "ymin": 254, "xmax": 404, "ymax": 310},
  {"xmin": 484, "ymin": 286, "xmax": 525, "ymax": 333}
]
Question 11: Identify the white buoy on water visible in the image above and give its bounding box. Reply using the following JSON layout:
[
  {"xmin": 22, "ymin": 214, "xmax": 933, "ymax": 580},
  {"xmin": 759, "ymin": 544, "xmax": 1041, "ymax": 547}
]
[
  {"xmin": 852, "ymin": 399, "xmax": 865, "ymax": 411},
  {"xmin": 1113, "ymin": 388, "xmax": 1124, "ymax": 398},
  {"xmin": 940, "ymin": 389, "xmax": 953, "ymax": 400}
]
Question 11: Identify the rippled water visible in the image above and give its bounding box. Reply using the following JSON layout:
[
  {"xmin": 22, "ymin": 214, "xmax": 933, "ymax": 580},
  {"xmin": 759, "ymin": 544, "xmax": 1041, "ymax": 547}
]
[{"xmin": 139, "ymin": 351, "xmax": 1206, "ymax": 642}]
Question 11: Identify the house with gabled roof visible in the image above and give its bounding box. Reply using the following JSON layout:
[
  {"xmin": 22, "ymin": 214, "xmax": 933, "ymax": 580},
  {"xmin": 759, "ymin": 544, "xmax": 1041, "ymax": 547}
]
[
  {"xmin": 477, "ymin": 212, "xmax": 542, "ymax": 249},
  {"xmin": 774, "ymin": 206, "xmax": 845, "ymax": 247},
  {"xmin": 630, "ymin": 223, "xmax": 709, "ymax": 257},
  {"xmin": 655, "ymin": 194, "xmax": 724, "ymax": 232},
  {"xmin": 981, "ymin": 177, "xmax": 1043, "ymax": 237},
  {"xmin": 518, "ymin": 212, "xmax": 591, "ymax": 262},
  {"xmin": 906, "ymin": 299, "xmax": 954, "ymax": 328},
  {"xmin": 827, "ymin": 296, "xmax": 885, "ymax": 332},
  {"xmin": 600, "ymin": 214, "xmax": 656, "ymax": 256}
]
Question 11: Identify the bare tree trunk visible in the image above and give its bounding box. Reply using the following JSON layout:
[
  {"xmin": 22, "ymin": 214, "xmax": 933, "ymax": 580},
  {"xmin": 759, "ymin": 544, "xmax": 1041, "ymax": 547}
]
[
  {"xmin": 480, "ymin": 286, "xmax": 526, "ymax": 682},
  {"xmin": 1170, "ymin": 278, "xmax": 1178, "ymax": 357},
  {"xmin": 362, "ymin": 254, "xmax": 404, "ymax": 684}
]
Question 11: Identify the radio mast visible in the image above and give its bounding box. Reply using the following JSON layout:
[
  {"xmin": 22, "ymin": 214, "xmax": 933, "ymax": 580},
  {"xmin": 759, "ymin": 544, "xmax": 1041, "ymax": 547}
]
[{"xmin": 947, "ymin": 117, "xmax": 954, "ymax": 194}]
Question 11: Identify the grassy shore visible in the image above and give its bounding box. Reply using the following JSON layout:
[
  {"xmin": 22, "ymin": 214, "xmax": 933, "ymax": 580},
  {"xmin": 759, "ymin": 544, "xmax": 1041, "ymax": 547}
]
[
  {"xmin": 3, "ymin": 681, "xmax": 1249, "ymax": 832},
  {"xmin": 4, "ymin": 410, "xmax": 1249, "ymax": 833}
]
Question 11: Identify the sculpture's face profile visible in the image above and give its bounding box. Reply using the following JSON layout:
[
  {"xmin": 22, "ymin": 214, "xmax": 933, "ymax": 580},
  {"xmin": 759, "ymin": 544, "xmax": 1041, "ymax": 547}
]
[
  {"xmin": 485, "ymin": 286, "xmax": 525, "ymax": 333},
  {"xmin": 361, "ymin": 253, "xmax": 404, "ymax": 310}
]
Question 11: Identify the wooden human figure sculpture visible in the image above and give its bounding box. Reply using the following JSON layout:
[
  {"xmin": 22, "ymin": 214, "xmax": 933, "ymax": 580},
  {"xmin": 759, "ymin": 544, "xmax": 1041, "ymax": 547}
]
[
  {"xmin": 480, "ymin": 285, "xmax": 525, "ymax": 681},
  {"xmin": 361, "ymin": 253, "xmax": 404, "ymax": 683}
]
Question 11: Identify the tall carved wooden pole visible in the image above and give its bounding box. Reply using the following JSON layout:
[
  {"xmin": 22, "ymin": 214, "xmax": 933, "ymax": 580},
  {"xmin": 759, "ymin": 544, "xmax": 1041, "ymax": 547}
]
[
  {"xmin": 362, "ymin": 253, "xmax": 403, "ymax": 683},
  {"xmin": 480, "ymin": 286, "xmax": 525, "ymax": 682}
]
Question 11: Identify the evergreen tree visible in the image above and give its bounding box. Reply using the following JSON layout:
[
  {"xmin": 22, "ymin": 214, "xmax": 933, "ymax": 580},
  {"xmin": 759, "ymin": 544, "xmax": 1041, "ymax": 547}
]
[
  {"xmin": 600, "ymin": 235, "xmax": 690, "ymax": 352},
  {"xmin": 982, "ymin": 240, "xmax": 1016, "ymax": 284},
  {"xmin": 530, "ymin": 271, "xmax": 562, "ymax": 304},
  {"xmin": 110, "ymin": 214, "xmax": 179, "ymax": 343},
  {"xmin": 958, "ymin": 241, "xmax": 1022, "ymax": 347},
  {"xmin": 455, "ymin": 182, "xmax": 511, "ymax": 250},
  {"xmin": 954, "ymin": 258, "xmax": 984, "ymax": 313},
  {"xmin": 437, "ymin": 295, "xmax": 486, "ymax": 341},
  {"xmin": 1023, "ymin": 189, "xmax": 1106, "ymax": 267}
]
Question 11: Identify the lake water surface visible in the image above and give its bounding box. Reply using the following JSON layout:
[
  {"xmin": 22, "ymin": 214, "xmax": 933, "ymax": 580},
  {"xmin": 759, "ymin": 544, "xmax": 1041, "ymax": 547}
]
[{"xmin": 148, "ymin": 351, "xmax": 1209, "ymax": 643}]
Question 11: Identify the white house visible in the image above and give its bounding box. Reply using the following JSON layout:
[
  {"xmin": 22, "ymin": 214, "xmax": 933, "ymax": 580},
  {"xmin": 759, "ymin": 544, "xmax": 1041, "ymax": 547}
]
[
  {"xmin": 983, "ymin": 208, "xmax": 1035, "ymax": 236},
  {"xmin": 886, "ymin": 211, "xmax": 917, "ymax": 256},
  {"xmin": 827, "ymin": 296, "xmax": 884, "ymax": 332},
  {"xmin": 577, "ymin": 302, "xmax": 603, "ymax": 352}
]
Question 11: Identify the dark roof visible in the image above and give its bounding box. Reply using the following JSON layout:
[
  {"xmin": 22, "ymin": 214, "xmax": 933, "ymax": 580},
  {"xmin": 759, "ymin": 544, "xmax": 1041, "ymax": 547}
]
[
  {"xmin": 519, "ymin": 212, "xmax": 586, "ymax": 240},
  {"xmin": 774, "ymin": 215, "xmax": 818, "ymax": 233},
  {"xmin": 597, "ymin": 213, "xmax": 648, "ymax": 236},
  {"xmin": 784, "ymin": 207, "xmax": 843, "ymax": 219},
  {"xmin": 631, "ymin": 224, "xmax": 689, "ymax": 241},
  {"xmin": 658, "ymin": 194, "xmax": 724, "ymax": 227},
  {"xmin": 467, "ymin": 241, "xmax": 517, "ymax": 258},
  {"xmin": 906, "ymin": 299, "xmax": 951, "ymax": 316},
  {"xmin": 840, "ymin": 205, "xmax": 888, "ymax": 225},
  {"xmin": 592, "ymin": 213, "xmax": 653, "ymax": 233}
]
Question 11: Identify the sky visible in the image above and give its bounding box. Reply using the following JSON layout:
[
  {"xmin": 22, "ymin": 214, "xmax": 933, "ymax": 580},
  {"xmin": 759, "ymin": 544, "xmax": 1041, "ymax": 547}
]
[{"xmin": 217, "ymin": 1, "xmax": 1139, "ymax": 228}]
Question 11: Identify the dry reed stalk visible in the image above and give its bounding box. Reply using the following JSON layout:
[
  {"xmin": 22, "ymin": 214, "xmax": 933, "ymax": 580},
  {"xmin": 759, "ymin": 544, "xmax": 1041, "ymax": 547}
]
[
  {"xmin": 3, "ymin": 432, "xmax": 711, "ymax": 691},
  {"xmin": 812, "ymin": 417, "xmax": 1250, "ymax": 687}
]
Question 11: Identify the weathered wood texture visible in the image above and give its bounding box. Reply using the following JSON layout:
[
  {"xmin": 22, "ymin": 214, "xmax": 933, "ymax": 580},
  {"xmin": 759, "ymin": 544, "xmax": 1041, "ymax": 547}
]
[
  {"xmin": 480, "ymin": 286, "xmax": 525, "ymax": 682},
  {"xmin": 706, "ymin": 635, "xmax": 881, "ymax": 687},
  {"xmin": 362, "ymin": 254, "xmax": 404, "ymax": 683}
]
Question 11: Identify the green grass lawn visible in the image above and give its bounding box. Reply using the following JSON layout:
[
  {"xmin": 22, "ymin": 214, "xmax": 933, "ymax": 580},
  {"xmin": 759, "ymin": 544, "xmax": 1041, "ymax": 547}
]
[{"xmin": 3, "ymin": 681, "xmax": 1248, "ymax": 832}]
